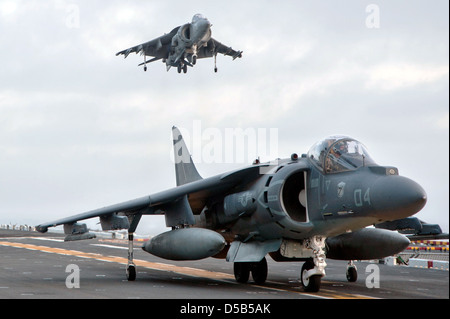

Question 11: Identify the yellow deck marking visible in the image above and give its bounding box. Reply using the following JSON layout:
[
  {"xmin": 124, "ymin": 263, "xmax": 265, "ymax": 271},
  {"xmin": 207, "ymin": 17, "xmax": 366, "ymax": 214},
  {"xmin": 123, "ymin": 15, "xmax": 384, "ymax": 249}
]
[
  {"xmin": 0, "ymin": 241, "xmax": 234, "ymax": 281},
  {"xmin": 0, "ymin": 240, "xmax": 375, "ymax": 299}
]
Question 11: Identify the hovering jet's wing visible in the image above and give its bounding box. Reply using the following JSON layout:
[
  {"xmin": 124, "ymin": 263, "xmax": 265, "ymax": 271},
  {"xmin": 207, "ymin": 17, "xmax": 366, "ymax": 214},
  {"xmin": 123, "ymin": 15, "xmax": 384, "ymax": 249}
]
[
  {"xmin": 198, "ymin": 38, "xmax": 243, "ymax": 60},
  {"xmin": 116, "ymin": 27, "xmax": 179, "ymax": 60}
]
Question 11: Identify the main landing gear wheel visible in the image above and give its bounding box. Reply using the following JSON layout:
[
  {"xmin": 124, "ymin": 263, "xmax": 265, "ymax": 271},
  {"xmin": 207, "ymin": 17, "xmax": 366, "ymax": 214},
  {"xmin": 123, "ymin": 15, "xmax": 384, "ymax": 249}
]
[
  {"xmin": 233, "ymin": 262, "xmax": 250, "ymax": 283},
  {"xmin": 301, "ymin": 259, "xmax": 321, "ymax": 292},
  {"xmin": 233, "ymin": 257, "xmax": 268, "ymax": 285},
  {"xmin": 251, "ymin": 257, "xmax": 268, "ymax": 285}
]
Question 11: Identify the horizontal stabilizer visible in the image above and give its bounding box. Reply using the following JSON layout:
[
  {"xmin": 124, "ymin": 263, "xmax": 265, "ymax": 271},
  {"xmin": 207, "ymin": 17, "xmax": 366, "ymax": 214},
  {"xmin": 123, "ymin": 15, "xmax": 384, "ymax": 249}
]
[
  {"xmin": 63, "ymin": 222, "xmax": 96, "ymax": 242},
  {"xmin": 233, "ymin": 51, "xmax": 243, "ymax": 60},
  {"xmin": 375, "ymin": 217, "xmax": 449, "ymax": 240},
  {"xmin": 65, "ymin": 233, "xmax": 96, "ymax": 242}
]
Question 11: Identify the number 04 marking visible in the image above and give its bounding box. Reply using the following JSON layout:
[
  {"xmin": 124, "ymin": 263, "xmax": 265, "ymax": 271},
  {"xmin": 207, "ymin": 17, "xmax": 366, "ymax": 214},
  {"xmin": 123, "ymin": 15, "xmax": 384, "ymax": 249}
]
[{"xmin": 354, "ymin": 188, "xmax": 371, "ymax": 207}]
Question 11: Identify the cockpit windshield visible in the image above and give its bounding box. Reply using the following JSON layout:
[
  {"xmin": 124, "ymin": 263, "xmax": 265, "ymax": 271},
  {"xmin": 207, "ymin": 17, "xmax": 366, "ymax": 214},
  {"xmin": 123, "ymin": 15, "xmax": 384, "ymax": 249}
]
[
  {"xmin": 307, "ymin": 136, "xmax": 376, "ymax": 174},
  {"xmin": 192, "ymin": 14, "xmax": 207, "ymax": 23}
]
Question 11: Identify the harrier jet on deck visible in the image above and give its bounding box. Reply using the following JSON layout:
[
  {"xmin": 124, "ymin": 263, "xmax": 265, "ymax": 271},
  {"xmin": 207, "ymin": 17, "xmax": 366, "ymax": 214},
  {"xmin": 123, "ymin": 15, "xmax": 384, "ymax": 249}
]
[
  {"xmin": 116, "ymin": 14, "xmax": 242, "ymax": 73},
  {"xmin": 37, "ymin": 128, "xmax": 428, "ymax": 292}
]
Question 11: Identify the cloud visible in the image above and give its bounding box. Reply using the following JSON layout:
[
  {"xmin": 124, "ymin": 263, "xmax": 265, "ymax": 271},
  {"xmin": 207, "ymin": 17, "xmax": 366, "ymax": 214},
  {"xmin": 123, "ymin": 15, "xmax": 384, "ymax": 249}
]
[
  {"xmin": 0, "ymin": 0, "xmax": 18, "ymax": 17},
  {"xmin": 366, "ymin": 63, "xmax": 449, "ymax": 91},
  {"xmin": 437, "ymin": 112, "xmax": 449, "ymax": 130},
  {"xmin": 0, "ymin": 0, "xmax": 448, "ymax": 234}
]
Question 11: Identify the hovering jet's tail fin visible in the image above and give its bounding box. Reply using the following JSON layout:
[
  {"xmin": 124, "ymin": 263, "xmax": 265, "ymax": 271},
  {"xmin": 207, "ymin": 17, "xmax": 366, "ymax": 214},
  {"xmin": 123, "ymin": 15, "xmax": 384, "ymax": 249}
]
[{"xmin": 172, "ymin": 126, "xmax": 203, "ymax": 186}]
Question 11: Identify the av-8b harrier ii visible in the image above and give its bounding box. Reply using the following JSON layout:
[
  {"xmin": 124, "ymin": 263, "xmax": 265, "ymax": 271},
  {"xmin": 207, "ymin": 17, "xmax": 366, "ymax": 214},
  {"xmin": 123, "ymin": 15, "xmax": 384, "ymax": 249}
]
[
  {"xmin": 116, "ymin": 14, "xmax": 242, "ymax": 73},
  {"xmin": 36, "ymin": 128, "xmax": 427, "ymax": 292}
]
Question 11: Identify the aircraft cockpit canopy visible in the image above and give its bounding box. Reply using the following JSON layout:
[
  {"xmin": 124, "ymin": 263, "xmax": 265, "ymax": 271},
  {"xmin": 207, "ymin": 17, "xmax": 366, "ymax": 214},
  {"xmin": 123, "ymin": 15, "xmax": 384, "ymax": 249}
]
[
  {"xmin": 307, "ymin": 136, "xmax": 376, "ymax": 174},
  {"xmin": 192, "ymin": 14, "xmax": 207, "ymax": 23}
]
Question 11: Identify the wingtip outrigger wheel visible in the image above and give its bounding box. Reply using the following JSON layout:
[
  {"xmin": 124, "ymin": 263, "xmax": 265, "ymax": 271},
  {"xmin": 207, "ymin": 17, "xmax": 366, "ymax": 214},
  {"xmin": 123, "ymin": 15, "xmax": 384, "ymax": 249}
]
[
  {"xmin": 125, "ymin": 214, "xmax": 142, "ymax": 281},
  {"xmin": 127, "ymin": 264, "xmax": 136, "ymax": 281},
  {"xmin": 126, "ymin": 232, "xmax": 136, "ymax": 281}
]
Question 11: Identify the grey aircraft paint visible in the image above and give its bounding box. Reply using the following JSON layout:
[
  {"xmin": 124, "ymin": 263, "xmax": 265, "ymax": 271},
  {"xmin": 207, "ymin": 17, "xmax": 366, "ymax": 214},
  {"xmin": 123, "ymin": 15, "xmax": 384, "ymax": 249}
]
[
  {"xmin": 116, "ymin": 14, "xmax": 242, "ymax": 73},
  {"xmin": 36, "ymin": 127, "xmax": 429, "ymax": 292}
]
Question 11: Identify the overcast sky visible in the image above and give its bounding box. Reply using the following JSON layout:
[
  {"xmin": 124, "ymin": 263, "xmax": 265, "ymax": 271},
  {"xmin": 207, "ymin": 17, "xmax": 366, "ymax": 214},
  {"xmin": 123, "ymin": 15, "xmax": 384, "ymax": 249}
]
[{"xmin": 0, "ymin": 0, "xmax": 448, "ymax": 234}]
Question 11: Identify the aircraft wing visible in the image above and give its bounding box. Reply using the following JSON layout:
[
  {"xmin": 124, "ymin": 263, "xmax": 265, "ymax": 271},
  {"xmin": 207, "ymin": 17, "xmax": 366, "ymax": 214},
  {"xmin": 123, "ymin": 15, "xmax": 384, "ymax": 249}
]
[
  {"xmin": 35, "ymin": 164, "xmax": 267, "ymax": 234},
  {"xmin": 115, "ymin": 27, "xmax": 179, "ymax": 60},
  {"xmin": 199, "ymin": 38, "xmax": 243, "ymax": 60},
  {"xmin": 375, "ymin": 217, "xmax": 449, "ymax": 240}
]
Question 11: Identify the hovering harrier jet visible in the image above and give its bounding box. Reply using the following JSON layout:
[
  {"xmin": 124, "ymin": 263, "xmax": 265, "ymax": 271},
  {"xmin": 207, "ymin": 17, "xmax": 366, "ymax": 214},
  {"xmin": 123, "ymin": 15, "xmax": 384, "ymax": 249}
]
[{"xmin": 116, "ymin": 14, "xmax": 242, "ymax": 73}]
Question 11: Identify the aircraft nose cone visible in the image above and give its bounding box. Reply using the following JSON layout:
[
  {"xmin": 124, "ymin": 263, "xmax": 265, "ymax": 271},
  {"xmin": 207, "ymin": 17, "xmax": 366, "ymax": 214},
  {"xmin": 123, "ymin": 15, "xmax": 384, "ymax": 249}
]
[
  {"xmin": 200, "ymin": 19, "xmax": 211, "ymax": 31},
  {"xmin": 371, "ymin": 176, "xmax": 427, "ymax": 220}
]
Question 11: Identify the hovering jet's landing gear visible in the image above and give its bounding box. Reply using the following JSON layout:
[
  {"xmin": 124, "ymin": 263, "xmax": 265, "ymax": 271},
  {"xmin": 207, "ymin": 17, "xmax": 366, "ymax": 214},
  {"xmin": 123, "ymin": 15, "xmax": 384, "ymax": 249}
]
[
  {"xmin": 143, "ymin": 55, "xmax": 147, "ymax": 72},
  {"xmin": 233, "ymin": 257, "xmax": 268, "ymax": 285},
  {"xmin": 126, "ymin": 232, "xmax": 136, "ymax": 281},
  {"xmin": 214, "ymin": 53, "xmax": 218, "ymax": 73},
  {"xmin": 346, "ymin": 261, "xmax": 357, "ymax": 282},
  {"xmin": 177, "ymin": 64, "xmax": 188, "ymax": 74},
  {"xmin": 300, "ymin": 236, "xmax": 327, "ymax": 292}
]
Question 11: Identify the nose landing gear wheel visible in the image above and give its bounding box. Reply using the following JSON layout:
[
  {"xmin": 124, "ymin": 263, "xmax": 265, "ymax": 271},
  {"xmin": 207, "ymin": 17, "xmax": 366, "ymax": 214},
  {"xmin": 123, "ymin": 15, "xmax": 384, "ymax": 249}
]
[{"xmin": 301, "ymin": 260, "xmax": 321, "ymax": 292}]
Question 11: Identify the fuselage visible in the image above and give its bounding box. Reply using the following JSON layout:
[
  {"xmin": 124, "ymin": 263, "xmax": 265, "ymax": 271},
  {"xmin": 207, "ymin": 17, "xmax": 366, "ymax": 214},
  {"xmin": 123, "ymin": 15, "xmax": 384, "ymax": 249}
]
[
  {"xmin": 167, "ymin": 14, "xmax": 212, "ymax": 67},
  {"xmin": 196, "ymin": 137, "xmax": 427, "ymax": 243}
]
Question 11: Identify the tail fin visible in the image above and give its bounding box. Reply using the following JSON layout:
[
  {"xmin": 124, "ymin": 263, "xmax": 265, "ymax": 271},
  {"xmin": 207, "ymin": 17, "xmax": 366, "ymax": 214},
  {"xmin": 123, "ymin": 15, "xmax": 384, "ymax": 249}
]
[{"xmin": 172, "ymin": 126, "xmax": 203, "ymax": 186}]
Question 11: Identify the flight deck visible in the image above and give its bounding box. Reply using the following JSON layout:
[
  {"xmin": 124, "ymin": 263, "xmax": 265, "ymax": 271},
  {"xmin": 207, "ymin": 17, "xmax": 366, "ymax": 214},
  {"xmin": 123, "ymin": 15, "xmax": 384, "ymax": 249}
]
[{"xmin": 0, "ymin": 229, "xmax": 448, "ymax": 300}]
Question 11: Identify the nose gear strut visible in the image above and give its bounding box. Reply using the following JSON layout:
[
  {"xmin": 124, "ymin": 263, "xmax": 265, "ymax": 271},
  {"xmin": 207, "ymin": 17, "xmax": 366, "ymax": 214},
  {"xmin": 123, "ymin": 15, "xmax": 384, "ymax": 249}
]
[{"xmin": 301, "ymin": 236, "xmax": 327, "ymax": 292}]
